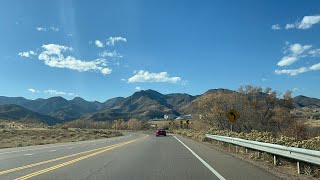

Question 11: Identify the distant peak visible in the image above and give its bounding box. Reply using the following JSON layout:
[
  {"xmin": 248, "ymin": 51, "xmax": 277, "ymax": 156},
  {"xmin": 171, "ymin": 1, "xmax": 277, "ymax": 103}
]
[
  {"xmin": 144, "ymin": 89, "xmax": 158, "ymax": 93},
  {"xmin": 204, "ymin": 88, "xmax": 235, "ymax": 95},
  {"xmin": 72, "ymin": 97, "xmax": 85, "ymax": 101},
  {"xmin": 132, "ymin": 89, "xmax": 164, "ymax": 97},
  {"xmin": 47, "ymin": 96, "xmax": 68, "ymax": 102}
]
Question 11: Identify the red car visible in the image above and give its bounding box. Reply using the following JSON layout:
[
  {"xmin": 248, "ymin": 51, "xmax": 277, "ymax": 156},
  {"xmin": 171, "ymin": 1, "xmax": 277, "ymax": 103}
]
[{"xmin": 156, "ymin": 129, "xmax": 166, "ymax": 136}]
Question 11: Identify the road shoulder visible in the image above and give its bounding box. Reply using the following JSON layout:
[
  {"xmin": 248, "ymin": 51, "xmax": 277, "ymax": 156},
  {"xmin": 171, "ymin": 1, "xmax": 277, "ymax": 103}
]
[{"xmin": 174, "ymin": 134, "xmax": 280, "ymax": 180}]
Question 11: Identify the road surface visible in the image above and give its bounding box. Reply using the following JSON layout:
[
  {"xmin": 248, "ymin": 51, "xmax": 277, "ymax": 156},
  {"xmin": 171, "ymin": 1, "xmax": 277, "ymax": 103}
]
[{"xmin": 0, "ymin": 132, "xmax": 279, "ymax": 180}]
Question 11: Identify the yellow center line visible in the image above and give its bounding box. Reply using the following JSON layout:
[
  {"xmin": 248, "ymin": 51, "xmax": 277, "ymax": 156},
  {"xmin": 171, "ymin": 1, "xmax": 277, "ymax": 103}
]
[
  {"xmin": 14, "ymin": 135, "xmax": 148, "ymax": 180},
  {"xmin": 0, "ymin": 134, "xmax": 147, "ymax": 176}
]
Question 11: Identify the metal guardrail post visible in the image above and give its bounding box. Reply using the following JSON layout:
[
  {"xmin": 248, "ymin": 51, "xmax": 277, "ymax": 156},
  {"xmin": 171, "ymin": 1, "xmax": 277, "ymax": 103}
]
[
  {"xmin": 273, "ymin": 155, "xmax": 277, "ymax": 165},
  {"xmin": 297, "ymin": 161, "xmax": 300, "ymax": 174}
]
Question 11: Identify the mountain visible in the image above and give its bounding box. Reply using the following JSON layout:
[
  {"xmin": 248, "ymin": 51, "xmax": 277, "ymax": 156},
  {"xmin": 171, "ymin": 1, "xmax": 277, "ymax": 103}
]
[
  {"xmin": 204, "ymin": 88, "xmax": 236, "ymax": 95},
  {"xmin": 0, "ymin": 96, "xmax": 29, "ymax": 105},
  {"xmin": 293, "ymin": 95, "xmax": 320, "ymax": 108},
  {"xmin": 25, "ymin": 96, "xmax": 70, "ymax": 114},
  {"xmin": 0, "ymin": 104, "xmax": 61, "ymax": 125},
  {"xmin": 1, "ymin": 89, "xmax": 319, "ymax": 124},
  {"xmin": 0, "ymin": 96, "xmax": 103, "ymax": 121},
  {"xmin": 165, "ymin": 93, "xmax": 197, "ymax": 111},
  {"xmin": 102, "ymin": 97, "xmax": 125, "ymax": 109},
  {"xmin": 84, "ymin": 90, "xmax": 182, "ymax": 121}
]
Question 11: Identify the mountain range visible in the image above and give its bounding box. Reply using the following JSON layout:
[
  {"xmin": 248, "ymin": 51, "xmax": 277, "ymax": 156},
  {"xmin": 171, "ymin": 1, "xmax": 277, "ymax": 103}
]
[
  {"xmin": 0, "ymin": 89, "xmax": 319, "ymax": 125},
  {"xmin": 0, "ymin": 104, "xmax": 61, "ymax": 125}
]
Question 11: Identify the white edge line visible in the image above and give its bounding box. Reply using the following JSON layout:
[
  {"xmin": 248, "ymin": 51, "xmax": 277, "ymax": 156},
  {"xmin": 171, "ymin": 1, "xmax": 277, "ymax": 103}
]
[{"xmin": 173, "ymin": 135, "xmax": 226, "ymax": 180}]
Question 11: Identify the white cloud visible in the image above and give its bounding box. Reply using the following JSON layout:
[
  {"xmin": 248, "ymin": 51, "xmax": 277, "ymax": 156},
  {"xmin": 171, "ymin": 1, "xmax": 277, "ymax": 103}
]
[
  {"xmin": 98, "ymin": 50, "xmax": 122, "ymax": 58},
  {"xmin": 292, "ymin": 88, "xmax": 299, "ymax": 92},
  {"xmin": 309, "ymin": 63, "xmax": 320, "ymax": 71},
  {"xmin": 261, "ymin": 78, "xmax": 268, "ymax": 82},
  {"xmin": 289, "ymin": 43, "xmax": 312, "ymax": 56},
  {"xmin": 275, "ymin": 63, "xmax": 320, "ymax": 76},
  {"xmin": 28, "ymin": 88, "xmax": 39, "ymax": 93},
  {"xmin": 308, "ymin": 48, "xmax": 320, "ymax": 57},
  {"xmin": 275, "ymin": 67, "xmax": 309, "ymax": 76},
  {"xmin": 18, "ymin": 51, "xmax": 37, "ymax": 58},
  {"xmin": 37, "ymin": 44, "xmax": 112, "ymax": 75},
  {"xmin": 285, "ymin": 15, "xmax": 320, "ymax": 30},
  {"xmin": 285, "ymin": 24, "xmax": 295, "ymax": 29},
  {"xmin": 100, "ymin": 68, "xmax": 112, "ymax": 75},
  {"xmin": 106, "ymin": 36, "xmax": 127, "ymax": 46},
  {"xmin": 298, "ymin": 15, "xmax": 320, "ymax": 29},
  {"xmin": 50, "ymin": 26, "xmax": 59, "ymax": 32},
  {"xmin": 44, "ymin": 89, "xmax": 66, "ymax": 95},
  {"xmin": 44, "ymin": 89, "xmax": 76, "ymax": 96},
  {"xmin": 128, "ymin": 70, "xmax": 182, "ymax": 83},
  {"xmin": 271, "ymin": 24, "xmax": 281, "ymax": 30},
  {"xmin": 95, "ymin": 40, "xmax": 104, "ymax": 48},
  {"xmin": 121, "ymin": 78, "xmax": 126, "ymax": 81},
  {"xmin": 277, "ymin": 56, "xmax": 298, "ymax": 67},
  {"xmin": 277, "ymin": 43, "xmax": 312, "ymax": 66},
  {"xmin": 36, "ymin": 27, "xmax": 47, "ymax": 31},
  {"xmin": 135, "ymin": 86, "xmax": 142, "ymax": 91},
  {"xmin": 36, "ymin": 26, "xmax": 59, "ymax": 32}
]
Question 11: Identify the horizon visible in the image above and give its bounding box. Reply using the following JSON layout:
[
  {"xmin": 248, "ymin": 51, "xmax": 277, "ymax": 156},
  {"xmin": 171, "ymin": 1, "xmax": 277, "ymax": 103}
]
[
  {"xmin": 1, "ymin": 0, "xmax": 320, "ymax": 101},
  {"xmin": 0, "ymin": 87, "xmax": 316, "ymax": 103}
]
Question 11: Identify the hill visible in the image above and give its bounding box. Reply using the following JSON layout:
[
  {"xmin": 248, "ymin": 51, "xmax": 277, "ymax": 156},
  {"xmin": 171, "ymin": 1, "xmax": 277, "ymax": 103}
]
[
  {"xmin": 84, "ymin": 90, "xmax": 183, "ymax": 120},
  {"xmin": 293, "ymin": 95, "xmax": 320, "ymax": 108},
  {"xmin": 0, "ymin": 96, "xmax": 103, "ymax": 121},
  {"xmin": 0, "ymin": 104, "xmax": 61, "ymax": 125}
]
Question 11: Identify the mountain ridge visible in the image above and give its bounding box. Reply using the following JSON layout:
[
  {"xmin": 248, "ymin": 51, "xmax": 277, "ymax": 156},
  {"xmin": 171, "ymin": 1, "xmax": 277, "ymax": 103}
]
[
  {"xmin": 0, "ymin": 89, "xmax": 319, "ymax": 124},
  {"xmin": 0, "ymin": 104, "xmax": 61, "ymax": 125}
]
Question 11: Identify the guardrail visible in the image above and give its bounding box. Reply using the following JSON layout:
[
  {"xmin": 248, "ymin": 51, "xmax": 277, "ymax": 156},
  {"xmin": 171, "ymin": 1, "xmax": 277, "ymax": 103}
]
[{"xmin": 205, "ymin": 134, "xmax": 320, "ymax": 174}]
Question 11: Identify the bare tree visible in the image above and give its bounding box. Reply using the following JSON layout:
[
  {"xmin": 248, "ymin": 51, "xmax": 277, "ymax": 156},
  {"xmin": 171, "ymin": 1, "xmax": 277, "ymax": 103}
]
[
  {"xmin": 127, "ymin": 119, "xmax": 143, "ymax": 130},
  {"xmin": 196, "ymin": 85, "xmax": 303, "ymax": 136}
]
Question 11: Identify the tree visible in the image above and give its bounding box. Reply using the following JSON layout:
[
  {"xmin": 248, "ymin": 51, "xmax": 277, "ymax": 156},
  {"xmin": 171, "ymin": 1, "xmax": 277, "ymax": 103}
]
[
  {"xmin": 197, "ymin": 92, "xmax": 259, "ymax": 132},
  {"xmin": 127, "ymin": 119, "xmax": 143, "ymax": 130},
  {"xmin": 282, "ymin": 90, "xmax": 294, "ymax": 109},
  {"xmin": 238, "ymin": 85, "xmax": 244, "ymax": 93},
  {"xmin": 112, "ymin": 119, "xmax": 127, "ymax": 130},
  {"xmin": 196, "ymin": 85, "xmax": 299, "ymax": 135}
]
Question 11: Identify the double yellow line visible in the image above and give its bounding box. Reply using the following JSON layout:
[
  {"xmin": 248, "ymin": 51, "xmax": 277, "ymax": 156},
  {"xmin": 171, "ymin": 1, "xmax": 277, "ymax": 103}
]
[{"xmin": 0, "ymin": 135, "xmax": 148, "ymax": 180}]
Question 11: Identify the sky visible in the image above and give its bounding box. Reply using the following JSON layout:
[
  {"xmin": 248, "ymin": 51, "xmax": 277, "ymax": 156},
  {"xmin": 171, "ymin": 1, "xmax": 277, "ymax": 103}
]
[{"xmin": 0, "ymin": 0, "xmax": 320, "ymax": 102}]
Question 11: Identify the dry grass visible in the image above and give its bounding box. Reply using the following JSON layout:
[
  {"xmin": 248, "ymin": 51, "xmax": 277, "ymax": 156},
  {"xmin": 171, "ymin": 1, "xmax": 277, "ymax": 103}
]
[
  {"xmin": 303, "ymin": 119, "xmax": 320, "ymax": 128},
  {"xmin": 148, "ymin": 120, "xmax": 171, "ymax": 129},
  {"xmin": 0, "ymin": 128, "xmax": 122, "ymax": 149}
]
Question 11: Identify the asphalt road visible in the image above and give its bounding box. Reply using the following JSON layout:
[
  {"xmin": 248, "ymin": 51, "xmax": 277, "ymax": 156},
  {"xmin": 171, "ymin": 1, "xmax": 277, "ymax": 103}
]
[{"xmin": 0, "ymin": 132, "xmax": 279, "ymax": 180}]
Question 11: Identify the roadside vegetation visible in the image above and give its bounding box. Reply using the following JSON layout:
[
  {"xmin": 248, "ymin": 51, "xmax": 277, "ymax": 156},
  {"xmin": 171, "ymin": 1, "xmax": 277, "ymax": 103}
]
[
  {"xmin": 167, "ymin": 85, "xmax": 319, "ymax": 178},
  {"xmin": 169, "ymin": 85, "xmax": 319, "ymax": 147},
  {"xmin": 0, "ymin": 120, "xmax": 122, "ymax": 149},
  {"xmin": 61, "ymin": 119, "xmax": 148, "ymax": 130},
  {"xmin": 172, "ymin": 128, "xmax": 320, "ymax": 150}
]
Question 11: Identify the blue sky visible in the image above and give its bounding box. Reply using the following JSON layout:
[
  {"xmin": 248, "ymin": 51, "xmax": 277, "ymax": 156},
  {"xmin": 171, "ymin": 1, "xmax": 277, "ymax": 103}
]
[{"xmin": 0, "ymin": 0, "xmax": 320, "ymax": 102}]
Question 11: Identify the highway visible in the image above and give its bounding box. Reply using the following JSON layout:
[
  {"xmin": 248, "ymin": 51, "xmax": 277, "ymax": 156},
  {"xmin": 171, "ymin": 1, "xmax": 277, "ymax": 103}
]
[{"xmin": 0, "ymin": 132, "xmax": 279, "ymax": 180}]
